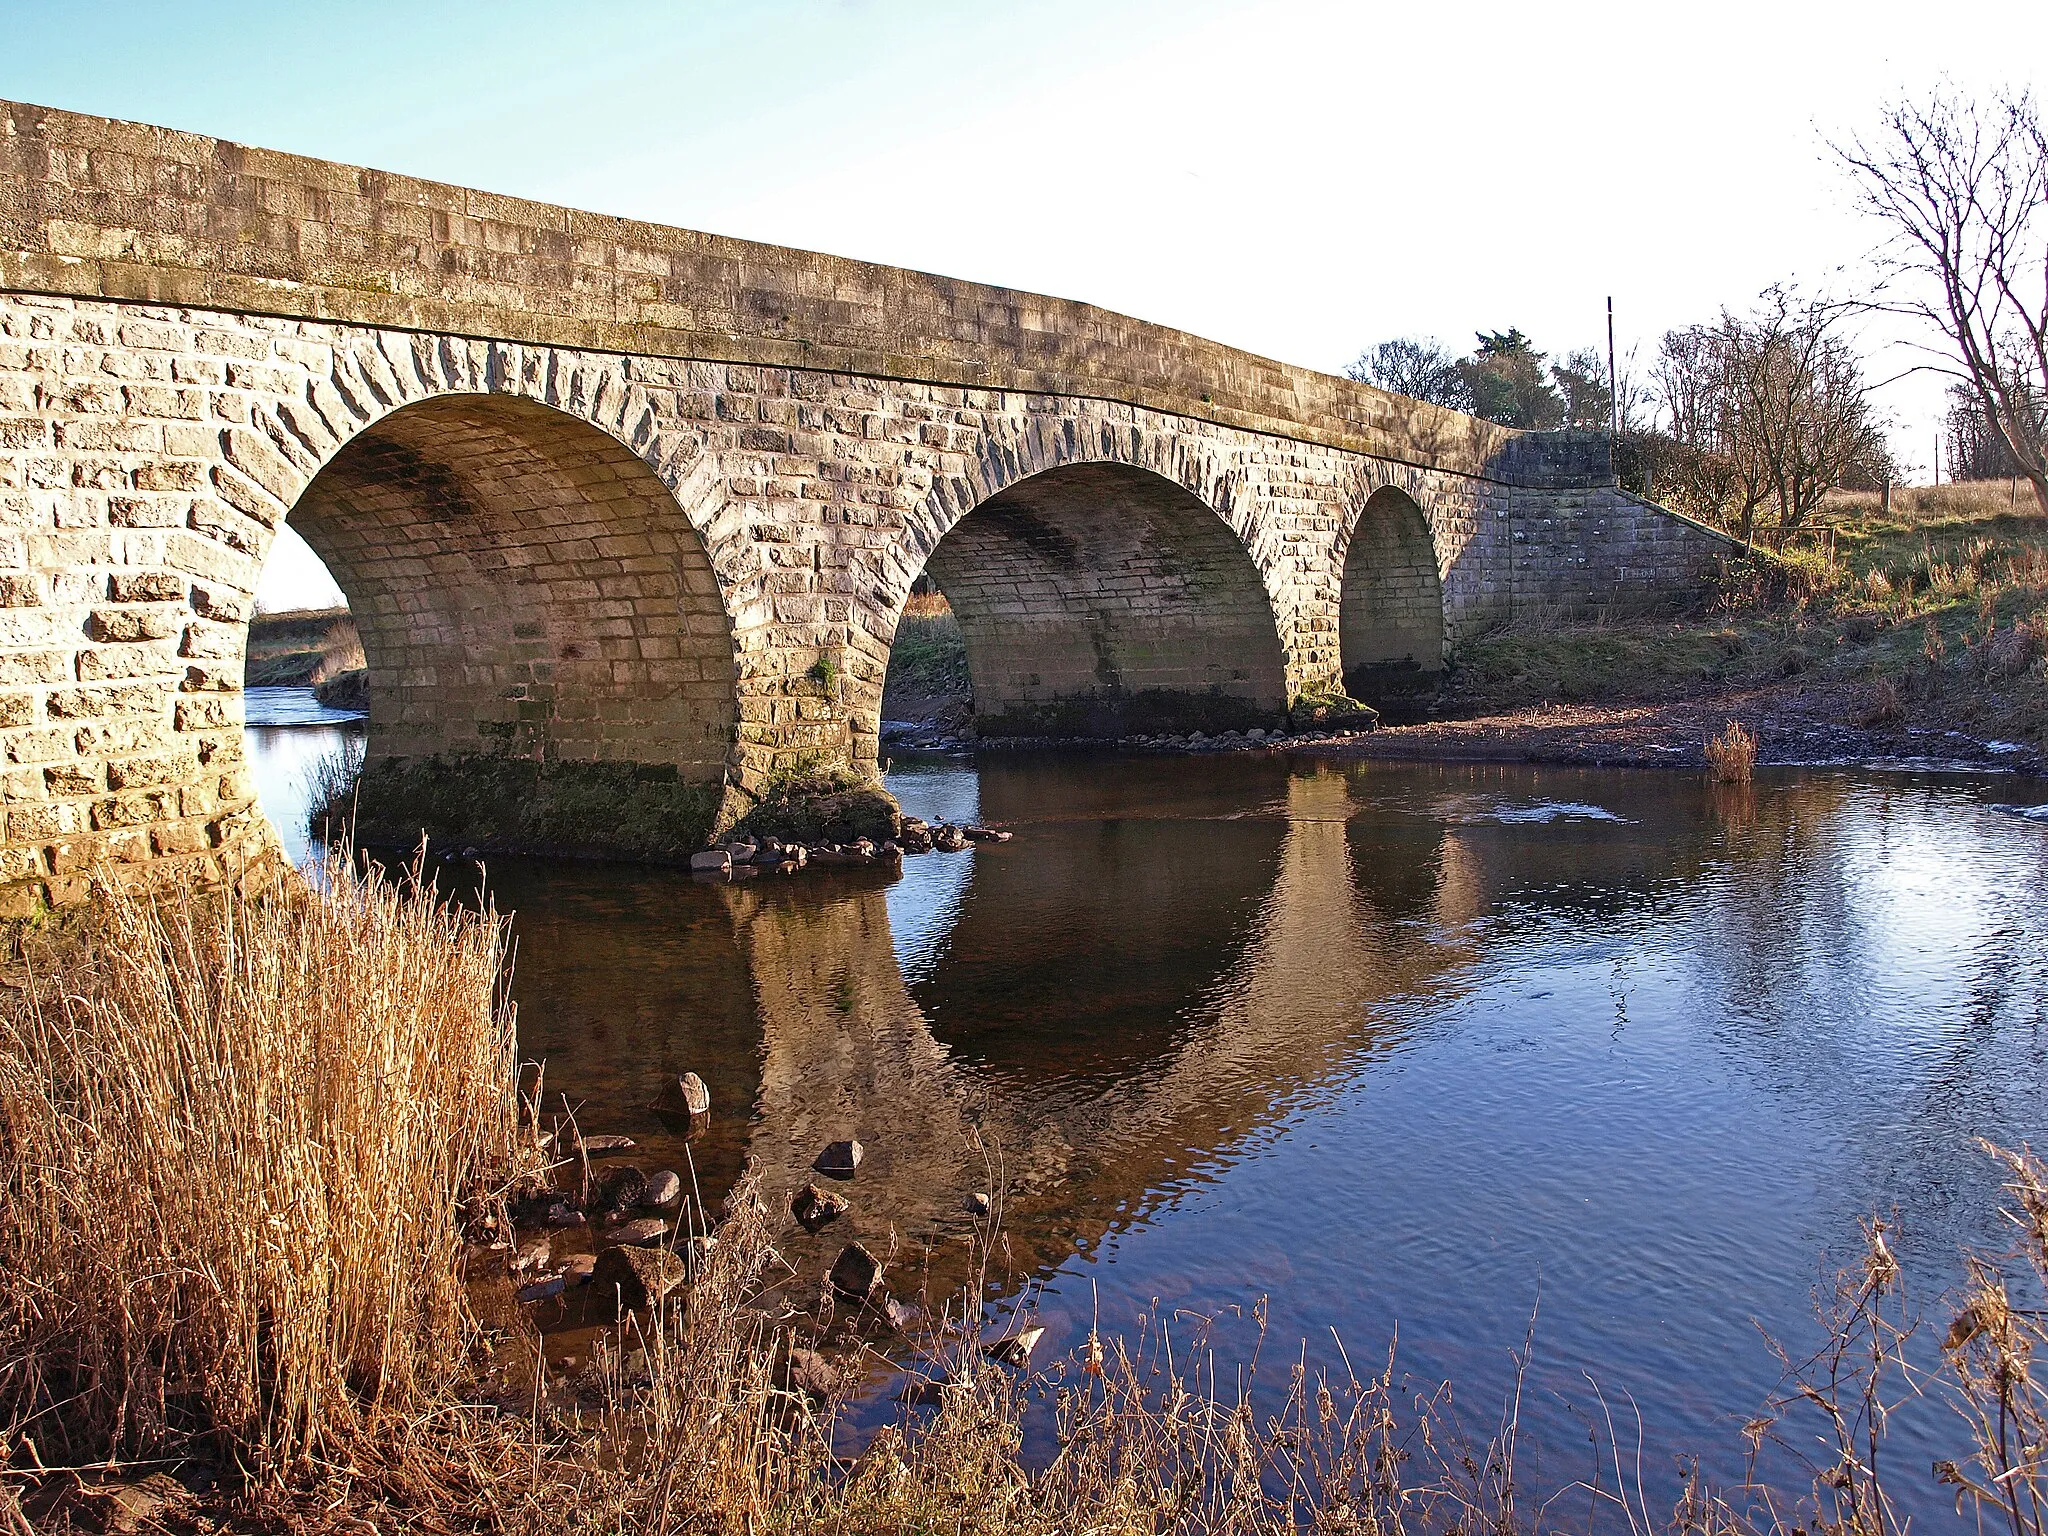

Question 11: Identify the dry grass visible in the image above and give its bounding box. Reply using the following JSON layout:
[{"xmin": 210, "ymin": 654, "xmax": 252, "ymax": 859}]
[
  {"xmin": 0, "ymin": 854, "xmax": 521, "ymax": 1482},
  {"xmin": 244, "ymin": 608, "xmax": 365, "ymax": 689},
  {"xmin": 1706, "ymin": 720, "xmax": 1757, "ymax": 781}
]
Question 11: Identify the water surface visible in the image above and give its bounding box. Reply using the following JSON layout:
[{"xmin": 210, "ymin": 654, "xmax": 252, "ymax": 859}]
[{"xmin": 249, "ymin": 696, "xmax": 2048, "ymax": 1521}]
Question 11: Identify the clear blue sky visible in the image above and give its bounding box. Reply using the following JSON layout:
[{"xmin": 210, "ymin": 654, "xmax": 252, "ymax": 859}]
[{"xmin": 5, "ymin": 0, "xmax": 2039, "ymax": 605}]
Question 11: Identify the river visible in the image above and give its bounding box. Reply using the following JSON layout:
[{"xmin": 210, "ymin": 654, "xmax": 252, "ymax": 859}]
[{"xmin": 246, "ymin": 689, "xmax": 2048, "ymax": 1522}]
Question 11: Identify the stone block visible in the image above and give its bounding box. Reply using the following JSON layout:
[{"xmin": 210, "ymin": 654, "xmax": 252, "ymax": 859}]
[{"xmin": 87, "ymin": 606, "xmax": 179, "ymax": 643}]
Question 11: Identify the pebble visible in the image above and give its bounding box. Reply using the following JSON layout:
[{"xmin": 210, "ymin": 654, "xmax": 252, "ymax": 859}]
[
  {"xmin": 651, "ymin": 1072, "xmax": 710, "ymax": 1119},
  {"xmin": 592, "ymin": 1244, "xmax": 688, "ymax": 1310},
  {"xmin": 642, "ymin": 1169, "xmax": 683, "ymax": 1210},
  {"xmin": 986, "ymin": 1326, "xmax": 1045, "ymax": 1366},
  {"xmin": 509, "ymin": 1236, "xmax": 551, "ymax": 1276},
  {"xmin": 792, "ymin": 1181, "xmax": 850, "ymax": 1231},
  {"xmin": 782, "ymin": 1346, "xmax": 841, "ymax": 1405},
  {"xmin": 588, "ymin": 1164, "xmax": 647, "ymax": 1212}
]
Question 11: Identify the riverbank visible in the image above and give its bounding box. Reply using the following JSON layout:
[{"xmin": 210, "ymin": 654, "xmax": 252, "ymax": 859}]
[
  {"xmin": 1311, "ymin": 680, "xmax": 2043, "ymax": 774},
  {"xmin": 881, "ymin": 481, "xmax": 2048, "ymax": 779}
]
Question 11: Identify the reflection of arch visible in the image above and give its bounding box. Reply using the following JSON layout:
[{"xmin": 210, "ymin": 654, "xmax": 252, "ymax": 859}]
[
  {"xmin": 1339, "ymin": 486, "xmax": 1444, "ymax": 700},
  {"xmin": 284, "ymin": 394, "xmax": 738, "ymax": 776},
  {"xmin": 910, "ymin": 463, "xmax": 1289, "ymax": 736}
]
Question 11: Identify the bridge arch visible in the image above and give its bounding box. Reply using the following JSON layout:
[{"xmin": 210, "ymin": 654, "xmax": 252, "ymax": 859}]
[
  {"xmin": 277, "ymin": 392, "xmax": 738, "ymax": 777},
  {"xmin": 897, "ymin": 458, "xmax": 1290, "ymax": 736},
  {"xmin": 1338, "ymin": 484, "xmax": 1445, "ymax": 701}
]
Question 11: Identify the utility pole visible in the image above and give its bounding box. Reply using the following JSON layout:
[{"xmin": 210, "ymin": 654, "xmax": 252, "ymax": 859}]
[{"xmin": 1606, "ymin": 296, "xmax": 1619, "ymax": 437}]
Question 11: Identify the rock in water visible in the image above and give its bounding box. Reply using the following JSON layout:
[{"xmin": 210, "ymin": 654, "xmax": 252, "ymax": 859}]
[
  {"xmin": 517, "ymin": 1274, "xmax": 567, "ymax": 1303},
  {"xmin": 689, "ymin": 849, "xmax": 733, "ymax": 874},
  {"xmin": 829, "ymin": 1241, "xmax": 883, "ymax": 1302},
  {"xmin": 966, "ymin": 1190, "xmax": 991, "ymax": 1217},
  {"xmin": 883, "ymin": 1294, "xmax": 924, "ymax": 1332},
  {"xmin": 813, "ymin": 1139, "xmax": 864, "ymax": 1179},
  {"xmin": 962, "ymin": 826, "xmax": 1012, "ymax": 842},
  {"xmin": 652, "ymin": 1071, "xmax": 711, "ymax": 1119},
  {"xmin": 561, "ymin": 1252, "xmax": 597, "ymax": 1286},
  {"xmin": 573, "ymin": 1133, "xmax": 637, "ymax": 1157},
  {"xmin": 593, "ymin": 1244, "xmax": 689, "ymax": 1310},
  {"xmin": 791, "ymin": 1182, "xmax": 849, "ymax": 1231},
  {"xmin": 510, "ymin": 1236, "xmax": 552, "ymax": 1276},
  {"xmin": 589, "ymin": 1164, "xmax": 648, "ymax": 1212},
  {"xmin": 607, "ymin": 1217, "xmax": 670, "ymax": 1247},
  {"xmin": 643, "ymin": 1169, "xmax": 683, "ymax": 1210},
  {"xmin": 986, "ymin": 1325, "xmax": 1045, "ymax": 1366},
  {"xmin": 781, "ymin": 1346, "xmax": 842, "ymax": 1406}
]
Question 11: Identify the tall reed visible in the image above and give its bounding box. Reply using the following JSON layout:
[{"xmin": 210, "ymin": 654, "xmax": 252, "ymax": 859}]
[
  {"xmin": 1706, "ymin": 720, "xmax": 1757, "ymax": 782},
  {"xmin": 0, "ymin": 854, "xmax": 520, "ymax": 1479}
]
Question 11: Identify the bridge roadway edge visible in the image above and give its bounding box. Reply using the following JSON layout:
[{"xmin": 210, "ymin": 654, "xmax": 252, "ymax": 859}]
[{"xmin": 0, "ymin": 100, "xmax": 1737, "ymax": 908}]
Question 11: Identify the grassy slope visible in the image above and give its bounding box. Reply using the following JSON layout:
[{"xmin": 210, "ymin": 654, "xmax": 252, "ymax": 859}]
[
  {"xmin": 245, "ymin": 606, "xmax": 364, "ymax": 687},
  {"xmin": 1447, "ymin": 482, "xmax": 2048, "ymax": 745}
]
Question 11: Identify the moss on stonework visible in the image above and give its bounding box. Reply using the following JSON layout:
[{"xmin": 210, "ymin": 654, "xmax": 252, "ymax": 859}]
[
  {"xmin": 1286, "ymin": 688, "xmax": 1381, "ymax": 732},
  {"xmin": 727, "ymin": 767, "xmax": 901, "ymax": 846},
  {"xmin": 974, "ymin": 687, "xmax": 1283, "ymax": 740},
  {"xmin": 334, "ymin": 754, "xmax": 726, "ymax": 863}
]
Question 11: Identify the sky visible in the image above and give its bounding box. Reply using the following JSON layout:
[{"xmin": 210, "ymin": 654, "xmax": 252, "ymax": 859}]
[{"xmin": 5, "ymin": 0, "xmax": 2041, "ymax": 609}]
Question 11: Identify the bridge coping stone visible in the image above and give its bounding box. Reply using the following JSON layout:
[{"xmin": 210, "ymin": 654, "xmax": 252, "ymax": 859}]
[{"xmin": 0, "ymin": 97, "xmax": 1530, "ymax": 479}]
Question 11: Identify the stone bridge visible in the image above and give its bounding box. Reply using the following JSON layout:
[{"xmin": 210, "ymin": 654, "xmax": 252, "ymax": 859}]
[{"xmin": 0, "ymin": 100, "xmax": 1733, "ymax": 909}]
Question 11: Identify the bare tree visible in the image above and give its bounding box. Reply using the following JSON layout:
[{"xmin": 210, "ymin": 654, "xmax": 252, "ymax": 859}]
[
  {"xmin": 1839, "ymin": 87, "xmax": 2048, "ymax": 515},
  {"xmin": 1344, "ymin": 338, "xmax": 1470, "ymax": 412},
  {"xmin": 1719, "ymin": 292, "xmax": 1889, "ymax": 545},
  {"xmin": 1945, "ymin": 380, "xmax": 2037, "ymax": 482},
  {"xmin": 1646, "ymin": 295, "xmax": 1889, "ymax": 545}
]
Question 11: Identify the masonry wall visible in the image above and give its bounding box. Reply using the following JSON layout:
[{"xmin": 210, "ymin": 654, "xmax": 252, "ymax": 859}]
[{"xmin": 1504, "ymin": 484, "xmax": 1733, "ymax": 617}]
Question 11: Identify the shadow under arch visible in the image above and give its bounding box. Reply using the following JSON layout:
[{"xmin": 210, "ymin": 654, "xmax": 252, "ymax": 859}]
[
  {"xmin": 910, "ymin": 462, "xmax": 1289, "ymax": 738},
  {"xmin": 276, "ymin": 393, "xmax": 741, "ymax": 852},
  {"xmin": 1340, "ymin": 484, "xmax": 1444, "ymax": 702}
]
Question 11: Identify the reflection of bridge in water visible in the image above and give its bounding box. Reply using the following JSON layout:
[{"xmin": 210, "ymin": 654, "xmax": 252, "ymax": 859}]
[
  {"xmin": 725, "ymin": 761, "xmax": 1540, "ymax": 1296},
  {"xmin": 497, "ymin": 758, "xmax": 1890, "ymax": 1309}
]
